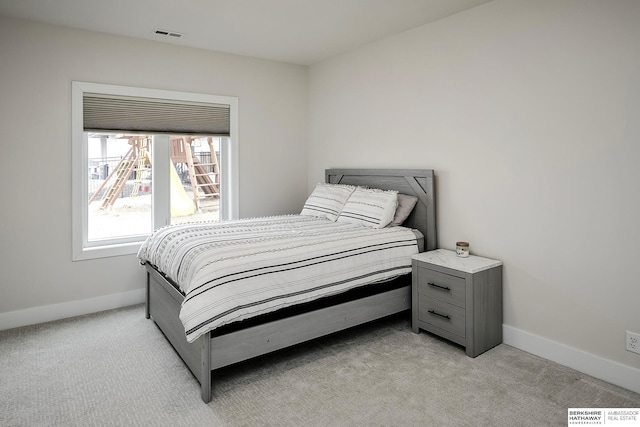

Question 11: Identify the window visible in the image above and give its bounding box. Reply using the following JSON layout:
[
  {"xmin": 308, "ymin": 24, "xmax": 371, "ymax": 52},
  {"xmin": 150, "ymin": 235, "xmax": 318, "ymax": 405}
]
[{"xmin": 72, "ymin": 82, "xmax": 238, "ymax": 260}]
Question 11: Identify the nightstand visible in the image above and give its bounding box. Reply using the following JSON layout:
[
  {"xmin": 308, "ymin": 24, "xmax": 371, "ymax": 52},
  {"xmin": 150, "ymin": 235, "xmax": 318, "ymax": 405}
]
[{"xmin": 412, "ymin": 249, "xmax": 503, "ymax": 357}]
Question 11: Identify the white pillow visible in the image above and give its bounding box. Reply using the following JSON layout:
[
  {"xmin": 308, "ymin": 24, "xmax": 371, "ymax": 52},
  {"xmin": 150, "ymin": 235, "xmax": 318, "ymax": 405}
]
[
  {"xmin": 300, "ymin": 183, "xmax": 356, "ymax": 221},
  {"xmin": 337, "ymin": 187, "xmax": 398, "ymax": 228}
]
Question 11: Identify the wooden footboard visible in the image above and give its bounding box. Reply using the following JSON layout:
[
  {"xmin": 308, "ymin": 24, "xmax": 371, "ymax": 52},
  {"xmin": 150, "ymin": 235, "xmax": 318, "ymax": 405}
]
[
  {"xmin": 145, "ymin": 264, "xmax": 410, "ymax": 403},
  {"xmin": 146, "ymin": 266, "xmax": 204, "ymax": 381}
]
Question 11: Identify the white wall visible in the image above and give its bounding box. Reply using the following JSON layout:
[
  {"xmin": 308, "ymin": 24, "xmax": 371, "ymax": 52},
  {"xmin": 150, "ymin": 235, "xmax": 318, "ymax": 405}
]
[
  {"xmin": 308, "ymin": 0, "xmax": 640, "ymax": 378},
  {"xmin": 0, "ymin": 17, "xmax": 307, "ymax": 318}
]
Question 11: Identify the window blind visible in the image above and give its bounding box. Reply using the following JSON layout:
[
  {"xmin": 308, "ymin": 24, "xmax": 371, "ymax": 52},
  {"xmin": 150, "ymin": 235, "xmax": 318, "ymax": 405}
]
[{"xmin": 83, "ymin": 93, "xmax": 230, "ymax": 135}]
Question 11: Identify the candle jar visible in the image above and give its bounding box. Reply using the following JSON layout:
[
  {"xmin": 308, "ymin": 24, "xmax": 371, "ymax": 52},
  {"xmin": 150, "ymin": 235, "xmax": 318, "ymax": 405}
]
[{"xmin": 456, "ymin": 241, "xmax": 469, "ymax": 258}]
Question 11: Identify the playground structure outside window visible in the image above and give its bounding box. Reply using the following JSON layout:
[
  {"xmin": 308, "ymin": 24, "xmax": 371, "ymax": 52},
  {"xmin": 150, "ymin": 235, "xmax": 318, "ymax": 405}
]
[
  {"xmin": 86, "ymin": 134, "xmax": 224, "ymax": 242},
  {"xmin": 72, "ymin": 82, "xmax": 239, "ymax": 261}
]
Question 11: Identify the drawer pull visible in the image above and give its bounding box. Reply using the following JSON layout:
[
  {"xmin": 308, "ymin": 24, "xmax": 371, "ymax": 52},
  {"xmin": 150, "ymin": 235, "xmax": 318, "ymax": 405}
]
[
  {"xmin": 427, "ymin": 309, "xmax": 451, "ymax": 320},
  {"xmin": 428, "ymin": 282, "xmax": 451, "ymax": 291}
]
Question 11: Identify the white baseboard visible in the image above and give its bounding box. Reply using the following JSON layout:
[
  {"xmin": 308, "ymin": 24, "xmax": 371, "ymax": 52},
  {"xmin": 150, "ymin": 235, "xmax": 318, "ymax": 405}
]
[
  {"xmin": 0, "ymin": 288, "xmax": 145, "ymax": 331},
  {"xmin": 503, "ymin": 324, "xmax": 640, "ymax": 395}
]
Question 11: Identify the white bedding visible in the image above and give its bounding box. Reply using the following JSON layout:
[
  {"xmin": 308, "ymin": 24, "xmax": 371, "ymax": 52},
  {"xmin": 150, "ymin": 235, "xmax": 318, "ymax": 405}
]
[{"xmin": 138, "ymin": 215, "xmax": 418, "ymax": 343}]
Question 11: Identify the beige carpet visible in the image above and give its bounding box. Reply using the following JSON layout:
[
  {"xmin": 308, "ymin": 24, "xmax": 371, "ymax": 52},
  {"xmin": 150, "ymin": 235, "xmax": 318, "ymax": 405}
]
[{"xmin": 1, "ymin": 304, "xmax": 638, "ymax": 426}]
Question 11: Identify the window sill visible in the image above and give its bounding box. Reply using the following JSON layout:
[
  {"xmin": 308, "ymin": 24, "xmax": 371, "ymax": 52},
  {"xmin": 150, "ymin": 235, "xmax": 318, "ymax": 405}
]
[{"xmin": 72, "ymin": 241, "xmax": 143, "ymax": 261}]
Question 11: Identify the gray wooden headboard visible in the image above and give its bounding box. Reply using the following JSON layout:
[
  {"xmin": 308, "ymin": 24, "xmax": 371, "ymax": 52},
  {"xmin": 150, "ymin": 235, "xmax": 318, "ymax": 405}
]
[{"xmin": 325, "ymin": 168, "xmax": 437, "ymax": 251}]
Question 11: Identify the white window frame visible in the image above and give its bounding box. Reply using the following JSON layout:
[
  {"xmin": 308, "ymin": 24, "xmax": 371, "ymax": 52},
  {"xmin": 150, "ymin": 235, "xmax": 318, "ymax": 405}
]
[{"xmin": 72, "ymin": 81, "xmax": 239, "ymax": 261}]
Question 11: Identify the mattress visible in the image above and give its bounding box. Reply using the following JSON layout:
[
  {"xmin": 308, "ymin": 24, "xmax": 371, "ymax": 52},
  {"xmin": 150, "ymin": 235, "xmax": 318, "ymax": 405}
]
[{"xmin": 138, "ymin": 215, "xmax": 419, "ymax": 342}]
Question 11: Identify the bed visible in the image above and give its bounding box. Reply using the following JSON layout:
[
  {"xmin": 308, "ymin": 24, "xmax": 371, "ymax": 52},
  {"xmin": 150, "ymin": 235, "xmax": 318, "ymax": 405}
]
[{"xmin": 141, "ymin": 168, "xmax": 436, "ymax": 402}]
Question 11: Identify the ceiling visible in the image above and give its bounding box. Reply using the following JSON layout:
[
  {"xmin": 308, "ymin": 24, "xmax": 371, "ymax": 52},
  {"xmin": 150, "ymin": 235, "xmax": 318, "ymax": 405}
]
[{"xmin": 0, "ymin": 0, "xmax": 492, "ymax": 65}]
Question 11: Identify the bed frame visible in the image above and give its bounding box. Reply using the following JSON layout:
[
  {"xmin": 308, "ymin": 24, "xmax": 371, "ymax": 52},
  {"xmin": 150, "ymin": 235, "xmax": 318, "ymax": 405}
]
[{"xmin": 144, "ymin": 168, "xmax": 436, "ymax": 402}]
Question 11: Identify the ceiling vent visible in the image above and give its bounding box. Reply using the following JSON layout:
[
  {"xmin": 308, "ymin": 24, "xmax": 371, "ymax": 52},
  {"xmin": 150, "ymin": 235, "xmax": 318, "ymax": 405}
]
[{"xmin": 154, "ymin": 29, "xmax": 183, "ymax": 38}]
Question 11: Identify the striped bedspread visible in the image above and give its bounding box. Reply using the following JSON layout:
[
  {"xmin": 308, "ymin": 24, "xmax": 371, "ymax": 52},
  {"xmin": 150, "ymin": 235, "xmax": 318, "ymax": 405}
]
[{"xmin": 138, "ymin": 215, "xmax": 418, "ymax": 343}]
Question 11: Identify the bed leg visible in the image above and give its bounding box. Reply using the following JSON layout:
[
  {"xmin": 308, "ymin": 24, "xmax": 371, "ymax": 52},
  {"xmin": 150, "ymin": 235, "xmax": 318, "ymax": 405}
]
[
  {"xmin": 145, "ymin": 271, "xmax": 151, "ymax": 319},
  {"xmin": 201, "ymin": 332, "xmax": 212, "ymax": 403}
]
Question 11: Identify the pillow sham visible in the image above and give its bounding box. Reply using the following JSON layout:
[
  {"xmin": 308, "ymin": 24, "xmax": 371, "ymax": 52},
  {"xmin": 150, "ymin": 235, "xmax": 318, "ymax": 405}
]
[
  {"xmin": 390, "ymin": 193, "xmax": 419, "ymax": 226},
  {"xmin": 300, "ymin": 183, "xmax": 356, "ymax": 221},
  {"xmin": 337, "ymin": 187, "xmax": 398, "ymax": 228}
]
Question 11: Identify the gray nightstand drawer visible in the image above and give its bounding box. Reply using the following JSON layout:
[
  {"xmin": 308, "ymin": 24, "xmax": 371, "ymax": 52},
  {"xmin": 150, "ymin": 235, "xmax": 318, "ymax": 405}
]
[
  {"xmin": 417, "ymin": 267, "xmax": 466, "ymax": 307},
  {"xmin": 418, "ymin": 294, "xmax": 466, "ymax": 338}
]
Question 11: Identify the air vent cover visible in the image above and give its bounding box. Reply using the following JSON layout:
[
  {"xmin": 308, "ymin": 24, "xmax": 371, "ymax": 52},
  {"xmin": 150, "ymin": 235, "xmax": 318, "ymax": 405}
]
[{"xmin": 154, "ymin": 29, "xmax": 183, "ymax": 38}]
